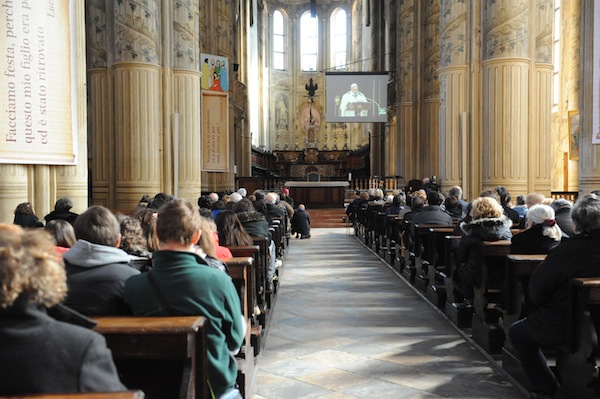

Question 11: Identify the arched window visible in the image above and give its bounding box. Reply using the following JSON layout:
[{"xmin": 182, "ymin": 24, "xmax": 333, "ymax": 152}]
[
  {"xmin": 273, "ymin": 10, "xmax": 285, "ymax": 71},
  {"xmin": 301, "ymin": 11, "xmax": 318, "ymax": 71},
  {"xmin": 330, "ymin": 8, "xmax": 347, "ymax": 70}
]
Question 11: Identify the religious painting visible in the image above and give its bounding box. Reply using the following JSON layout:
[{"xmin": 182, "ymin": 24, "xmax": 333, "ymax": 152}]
[
  {"xmin": 569, "ymin": 110, "xmax": 580, "ymax": 161},
  {"xmin": 275, "ymin": 93, "xmax": 289, "ymax": 130},
  {"xmin": 201, "ymin": 53, "xmax": 229, "ymax": 92}
]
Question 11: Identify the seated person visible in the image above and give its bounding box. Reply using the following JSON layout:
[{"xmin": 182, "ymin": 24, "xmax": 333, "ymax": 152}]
[
  {"xmin": 125, "ymin": 198, "xmax": 245, "ymax": 399},
  {"xmin": 13, "ymin": 202, "xmax": 44, "ymax": 228},
  {"xmin": 412, "ymin": 191, "xmax": 453, "ymax": 226},
  {"xmin": 63, "ymin": 206, "xmax": 140, "ymax": 315},
  {"xmin": 0, "ymin": 224, "xmax": 125, "ymax": 395},
  {"xmin": 45, "ymin": 219, "xmax": 76, "ymax": 256},
  {"xmin": 511, "ymin": 204, "xmax": 565, "ymax": 254},
  {"xmin": 509, "ymin": 194, "xmax": 600, "ymax": 398},
  {"xmin": 456, "ymin": 197, "xmax": 512, "ymax": 303},
  {"xmin": 44, "ymin": 197, "xmax": 79, "ymax": 225},
  {"xmin": 291, "ymin": 204, "xmax": 311, "ymax": 239},
  {"xmin": 551, "ymin": 198, "xmax": 575, "ymax": 238},
  {"xmin": 215, "ymin": 210, "xmax": 255, "ymax": 247}
]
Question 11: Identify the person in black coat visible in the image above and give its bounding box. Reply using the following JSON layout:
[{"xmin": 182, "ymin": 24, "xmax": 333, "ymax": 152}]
[
  {"xmin": 13, "ymin": 202, "xmax": 44, "ymax": 228},
  {"xmin": 551, "ymin": 198, "xmax": 575, "ymax": 238},
  {"xmin": 291, "ymin": 204, "xmax": 311, "ymax": 239},
  {"xmin": 511, "ymin": 204, "xmax": 565, "ymax": 254},
  {"xmin": 44, "ymin": 197, "xmax": 79, "ymax": 226},
  {"xmin": 0, "ymin": 224, "xmax": 125, "ymax": 395},
  {"xmin": 509, "ymin": 194, "xmax": 600, "ymax": 398}
]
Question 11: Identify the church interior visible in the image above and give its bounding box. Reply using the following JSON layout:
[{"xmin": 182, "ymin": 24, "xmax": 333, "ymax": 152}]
[{"xmin": 0, "ymin": 0, "xmax": 597, "ymax": 220}]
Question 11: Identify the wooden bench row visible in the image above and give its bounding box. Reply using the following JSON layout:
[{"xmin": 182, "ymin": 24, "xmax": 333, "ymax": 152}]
[{"xmin": 354, "ymin": 212, "xmax": 600, "ymax": 397}]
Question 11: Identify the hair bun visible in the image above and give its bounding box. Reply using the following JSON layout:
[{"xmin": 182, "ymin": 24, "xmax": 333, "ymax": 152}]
[{"xmin": 543, "ymin": 218, "xmax": 556, "ymax": 227}]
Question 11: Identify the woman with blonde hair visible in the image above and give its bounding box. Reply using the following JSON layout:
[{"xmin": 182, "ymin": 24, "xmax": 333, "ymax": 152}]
[
  {"xmin": 511, "ymin": 204, "xmax": 564, "ymax": 254},
  {"xmin": 456, "ymin": 197, "xmax": 513, "ymax": 303},
  {"xmin": 0, "ymin": 224, "xmax": 125, "ymax": 394}
]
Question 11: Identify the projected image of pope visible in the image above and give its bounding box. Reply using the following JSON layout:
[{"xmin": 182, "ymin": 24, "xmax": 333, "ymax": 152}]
[{"xmin": 339, "ymin": 83, "xmax": 368, "ymax": 117}]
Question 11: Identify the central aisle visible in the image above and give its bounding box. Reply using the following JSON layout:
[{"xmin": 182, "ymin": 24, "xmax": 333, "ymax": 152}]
[{"xmin": 251, "ymin": 228, "xmax": 525, "ymax": 399}]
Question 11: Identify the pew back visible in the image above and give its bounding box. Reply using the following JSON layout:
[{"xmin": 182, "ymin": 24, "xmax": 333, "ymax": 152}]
[{"xmin": 93, "ymin": 316, "xmax": 208, "ymax": 399}]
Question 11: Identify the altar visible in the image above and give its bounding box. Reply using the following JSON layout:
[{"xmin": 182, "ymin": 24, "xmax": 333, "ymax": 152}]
[{"xmin": 284, "ymin": 181, "xmax": 349, "ymax": 209}]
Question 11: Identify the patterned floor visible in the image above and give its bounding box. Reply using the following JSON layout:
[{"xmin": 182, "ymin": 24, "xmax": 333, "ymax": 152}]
[{"xmin": 251, "ymin": 228, "xmax": 526, "ymax": 399}]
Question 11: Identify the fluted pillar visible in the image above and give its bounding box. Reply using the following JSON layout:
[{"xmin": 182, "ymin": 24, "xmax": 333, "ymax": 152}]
[
  {"xmin": 421, "ymin": 0, "xmax": 440, "ymax": 179},
  {"xmin": 397, "ymin": 0, "xmax": 419, "ymax": 181},
  {"xmin": 171, "ymin": 0, "xmax": 202, "ymax": 202},
  {"xmin": 112, "ymin": 1, "xmax": 162, "ymax": 211},
  {"xmin": 481, "ymin": 0, "xmax": 530, "ymax": 196},
  {"xmin": 579, "ymin": 0, "xmax": 600, "ymax": 193},
  {"xmin": 530, "ymin": 0, "xmax": 553, "ymax": 194}
]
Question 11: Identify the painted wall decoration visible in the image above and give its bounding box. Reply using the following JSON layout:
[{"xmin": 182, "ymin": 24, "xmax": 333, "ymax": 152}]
[
  {"xmin": 201, "ymin": 53, "xmax": 229, "ymax": 92},
  {"xmin": 0, "ymin": 0, "xmax": 77, "ymax": 164}
]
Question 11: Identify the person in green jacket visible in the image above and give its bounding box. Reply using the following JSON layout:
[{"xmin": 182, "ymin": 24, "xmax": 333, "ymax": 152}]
[{"xmin": 124, "ymin": 198, "xmax": 245, "ymax": 399}]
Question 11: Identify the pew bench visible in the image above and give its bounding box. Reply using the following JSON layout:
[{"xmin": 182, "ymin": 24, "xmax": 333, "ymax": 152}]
[
  {"xmin": 554, "ymin": 278, "xmax": 600, "ymax": 398},
  {"xmin": 424, "ymin": 227, "xmax": 455, "ymax": 308},
  {"xmin": 93, "ymin": 316, "xmax": 208, "ymax": 399},
  {"xmin": 443, "ymin": 235, "xmax": 474, "ymax": 328},
  {"xmin": 500, "ymin": 254, "xmax": 547, "ymax": 389}
]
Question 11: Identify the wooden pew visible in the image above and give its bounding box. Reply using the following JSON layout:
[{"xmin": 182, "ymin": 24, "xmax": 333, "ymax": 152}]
[
  {"xmin": 443, "ymin": 235, "xmax": 474, "ymax": 328},
  {"xmin": 501, "ymin": 254, "xmax": 547, "ymax": 391},
  {"xmin": 471, "ymin": 240, "xmax": 512, "ymax": 354},
  {"xmin": 424, "ymin": 226, "xmax": 455, "ymax": 308},
  {"xmin": 553, "ymin": 278, "xmax": 600, "ymax": 398},
  {"xmin": 251, "ymin": 236, "xmax": 271, "ymax": 313},
  {"xmin": 225, "ymin": 254, "xmax": 263, "ymax": 356},
  {"xmin": 412, "ymin": 224, "xmax": 454, "ymax": 293},
  {"xmin": 93, "ymin": 316, "xmax": 208, "ymax": 399},
  {"xmin": 0, "ymin": 392, "xmax": 145, "ymax": 399},
  {"xmin": 224, "ymin": 257, "xmax": 257, "ymax": 397},
  {"xmin": 392, "ymin": 215, "xmax": 405, "ymax": 273}
]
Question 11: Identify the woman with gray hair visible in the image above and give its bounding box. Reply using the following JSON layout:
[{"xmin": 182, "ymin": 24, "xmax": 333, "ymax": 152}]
[
  {"xmin": 509, "ymin": 194, "xmax": 600, "ymax": 398},
  {"xmin": 510, "ymin": 204, "xmax": 564, "ymax": 254}
]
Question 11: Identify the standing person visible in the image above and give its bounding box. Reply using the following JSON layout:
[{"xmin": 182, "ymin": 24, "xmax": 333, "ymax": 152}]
[
  {"xmin": 125, "ymin": 199, "xmax": 245, "ymax": 399},
  {"xmin": 281, "ymin": 188, "xmax": 294, "ymax": 208},
  {"xmin": 63, "ymin": 206, "xmax": 139, "ymax": 316},
  {"xmin": 509, "ymin": 194, "xmax": 600, "ymax": 398},
  {"xmin": 0, "ymin": 224, "xmax": 125, "ymax": 395},
  {"xmin": 339, "ymin": 83, "xmax": 368, "ymax": 116},
  {"xmin": 291, "ymin": 204, "xmax": 311, "ymax": 239}
]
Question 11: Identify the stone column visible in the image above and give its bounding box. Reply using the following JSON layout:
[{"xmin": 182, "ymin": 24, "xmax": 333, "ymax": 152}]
[
  {"xmin": 481, "ymin": 0, "xmax": 530, "ymax": 196},
  {"xmin": 578, "ymin": 0, "xmax": 600, "ymax": 194},
  {"xmin": 422, "ymin": 0, "xmax": 440, "ymax": 179},
  {"xmin": 396, "ymin": 0, "xmax": 419, "ymax": 182},
  {"xmin": 112, "ymin": 0, "xmax": 162, "ymax": 211},
  {"xmin": 87, "ymin": 0, "xmax": 115, "ymax": 208},
  {"xmin": 530, "ymin": 0, "xmax": 553, "ymax": 194},
  {"xmin": 171, "ymin": 0, "xmax": 202, "ymax": 202}
]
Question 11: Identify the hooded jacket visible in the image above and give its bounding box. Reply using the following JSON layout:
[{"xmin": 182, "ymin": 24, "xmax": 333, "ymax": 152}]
[{"xmin": 63, "ymin": 240, "xmax": 139, "ymax": 316}]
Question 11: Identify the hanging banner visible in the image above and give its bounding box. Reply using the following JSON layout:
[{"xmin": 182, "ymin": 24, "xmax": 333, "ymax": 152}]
[
  {"xmin": 0, "ymin": 0, "xmax": 77, "ymax": 164},
  {"xmin": 201, "ymin": 91, "xmax": 229, "ymax": 172}
]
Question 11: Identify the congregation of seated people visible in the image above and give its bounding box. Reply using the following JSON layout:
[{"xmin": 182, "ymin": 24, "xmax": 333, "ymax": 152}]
[
  {"xmin": 349, "ymin": 177, "xmax": 600, "ymax": 399},
  {"xmin": 0, "ymin": 188, "xmax": 292, "ymax": 398}
]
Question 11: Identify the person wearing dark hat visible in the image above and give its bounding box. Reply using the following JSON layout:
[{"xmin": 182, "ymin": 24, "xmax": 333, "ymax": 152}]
[{"xmin": 44, "ymin": 198, "xmax": 79, "ymax": 226}]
